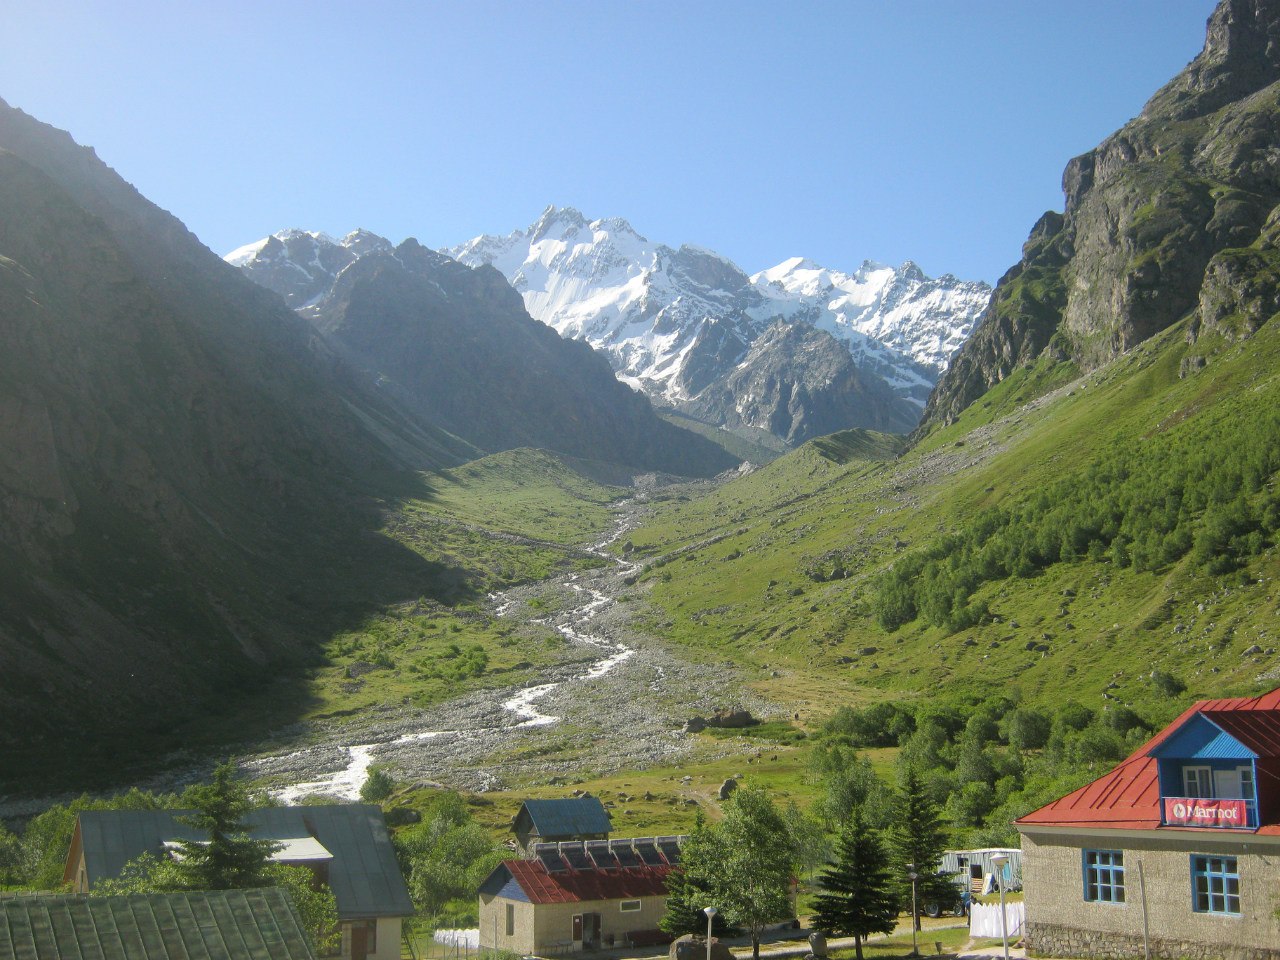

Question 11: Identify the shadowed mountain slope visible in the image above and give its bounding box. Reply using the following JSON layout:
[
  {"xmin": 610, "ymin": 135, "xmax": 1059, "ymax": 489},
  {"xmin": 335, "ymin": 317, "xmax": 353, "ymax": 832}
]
[{"xmin": 0, "ymin": 102, "xmax": 471, "ymax": 780}]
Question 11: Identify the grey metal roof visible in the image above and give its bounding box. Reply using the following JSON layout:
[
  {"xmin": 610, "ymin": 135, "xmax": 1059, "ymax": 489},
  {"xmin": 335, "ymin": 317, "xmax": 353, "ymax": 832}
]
[
  {"xmin": 516, "ymin": 798, "xmax": 612, "ymax": 839},
  {"xmin": 75, "ymin": 804, "xmax": 413, "ymax": 921},
  {"xmin": 0, "ymin": 889, "xmax": 315, "ymax": 960}
]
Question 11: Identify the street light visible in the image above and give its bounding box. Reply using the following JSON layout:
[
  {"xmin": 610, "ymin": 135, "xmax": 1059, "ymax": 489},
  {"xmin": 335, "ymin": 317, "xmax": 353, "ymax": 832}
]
[
  {"xmin": 989, "ymin": 853, "xmax": 1010, "ymax": 960},
  {"xmin": 906, "ymin": 864, "xmax": 919, "ymax": 958},
  {"xmin": 704, "ymin": 906, "xmax": 717, "ymax": 960}
]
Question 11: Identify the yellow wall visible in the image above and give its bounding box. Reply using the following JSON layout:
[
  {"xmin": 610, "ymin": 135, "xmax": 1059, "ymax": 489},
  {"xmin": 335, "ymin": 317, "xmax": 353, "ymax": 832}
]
[{"xmin": 479, "ymin": 894, "xmax": 668, "ymax": 954}]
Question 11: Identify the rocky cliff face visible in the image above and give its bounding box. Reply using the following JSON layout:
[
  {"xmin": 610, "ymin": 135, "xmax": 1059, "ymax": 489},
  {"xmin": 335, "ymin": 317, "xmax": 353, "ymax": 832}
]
[
  {"xmin": 924, "ymin": 0, "xmax": 1280, "ymax": 426},
  {"xmin": 683, "ymin": 321, "xmax": 921, "ymax": 444}
]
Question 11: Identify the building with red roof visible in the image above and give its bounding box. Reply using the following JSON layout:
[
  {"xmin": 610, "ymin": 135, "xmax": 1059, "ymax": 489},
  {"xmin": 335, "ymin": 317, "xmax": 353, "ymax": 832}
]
[
  {"xmin": 1016, "ymin": 686, "xmax": 1280, "ymax": 959},
  {"xmin": 477, "ymin": 836, "xmax": 684, "ymax": 955}
]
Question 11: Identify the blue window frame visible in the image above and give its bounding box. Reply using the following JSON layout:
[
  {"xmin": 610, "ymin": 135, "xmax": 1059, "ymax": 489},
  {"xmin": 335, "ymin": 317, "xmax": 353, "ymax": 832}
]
[
  {"xmin": 1191, "ymin": 855, "xmax": 1240, "ymax": 915},
  {"xmin": 1083, "ymin": 850, "xmax": 1125, "ymax": 903}
]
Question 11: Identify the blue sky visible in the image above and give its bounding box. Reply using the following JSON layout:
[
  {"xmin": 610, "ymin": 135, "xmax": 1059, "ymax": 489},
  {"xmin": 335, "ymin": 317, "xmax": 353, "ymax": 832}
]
[{"xmin": 3, "ymin": 1, "xmax": 1216, "ymax": 283}]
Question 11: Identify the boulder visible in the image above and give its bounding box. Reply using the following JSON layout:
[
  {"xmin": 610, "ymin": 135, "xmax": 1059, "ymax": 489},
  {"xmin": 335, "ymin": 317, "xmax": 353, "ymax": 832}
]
[
  {"xmin": 718, "ymin": 777, "xmax": 739, "ymax": 800},
  {"xmin": 808, "ymin": 931, "xmax": 828, "ymax": 957},
  {"xmin": 671, "ymin": 935, "xmax": 733, "ymax": 960},
  {"xmin": 709, "ymin": 708, "xmax": 756, "ymax": 728}
]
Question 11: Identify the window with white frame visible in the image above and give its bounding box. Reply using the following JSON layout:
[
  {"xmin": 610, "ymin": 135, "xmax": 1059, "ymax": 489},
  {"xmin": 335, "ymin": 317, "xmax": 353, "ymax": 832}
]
[
  {"xmin": 1191, "ymin": 855, "xmax": 1240, "ymax": 915},
  {"xmin": 1183, "ymin": 765, "xmax": 1213, "ymax": 797},
  {"xmin": 1083, "ymin": 850, "xmax": 1125, "ymax": 903},
  {"xmin": 620, "ymin": 900, "xmax": 642, "ymax": 912}
]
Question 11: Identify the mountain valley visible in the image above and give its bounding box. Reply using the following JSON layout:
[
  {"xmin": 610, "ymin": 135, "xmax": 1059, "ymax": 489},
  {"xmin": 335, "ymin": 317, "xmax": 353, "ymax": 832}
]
[{"xmin": 1, "ymin": 1, "xmax": 1279, "ymax": 863}]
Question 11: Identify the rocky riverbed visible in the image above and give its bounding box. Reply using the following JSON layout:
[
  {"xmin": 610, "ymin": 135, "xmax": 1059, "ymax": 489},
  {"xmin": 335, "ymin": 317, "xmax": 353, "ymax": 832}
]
[{"xmin": 241, "ymin": 496, "xmax": 778, "ymax": 799}]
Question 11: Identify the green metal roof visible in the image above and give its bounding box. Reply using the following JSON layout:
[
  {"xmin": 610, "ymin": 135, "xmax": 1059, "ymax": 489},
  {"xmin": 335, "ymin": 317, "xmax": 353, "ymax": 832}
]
[
  {"xmin": 515, "ymin": 798, "xmax": 612, "ymax": 839},
  {"xmin": 0, "ymin": 889, "xmax": 315, "ymax": 960},
  {"xmin": 76, "ymin": 804, "xmax": 413, "ymax": 920}
]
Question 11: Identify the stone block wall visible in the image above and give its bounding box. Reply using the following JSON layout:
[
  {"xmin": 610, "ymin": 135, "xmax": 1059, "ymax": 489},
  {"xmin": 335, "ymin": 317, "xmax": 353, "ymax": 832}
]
[{"xmin": 1021, "ymin": 829, "xmax": 1280, "ymax": 959}]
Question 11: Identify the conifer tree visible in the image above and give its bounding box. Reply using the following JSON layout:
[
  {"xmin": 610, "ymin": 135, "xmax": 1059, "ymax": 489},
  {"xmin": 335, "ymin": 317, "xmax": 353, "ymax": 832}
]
[
  {"xmin": 811, "ymin": 810, "xmax": 897, "ymax": 960},
  {"xmin": 173, "ymin": 761, "xmax": 279, "ymax": 889},
  {"xmin": 888, "ymin": 768, "xmax": 953, "ymax": 928}
]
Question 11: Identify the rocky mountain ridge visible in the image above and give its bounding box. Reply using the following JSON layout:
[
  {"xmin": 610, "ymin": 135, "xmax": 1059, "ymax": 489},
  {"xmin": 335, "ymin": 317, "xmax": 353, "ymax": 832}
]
[
  {"xmin": 297, "ymin": 235, "xmax": 737, "ymax": 476},
  {"xmin": 924, "ymin": 0, "xmax": 1280, "ymax": 427},
  {"xmin": 230, "ymin": 212, "xmax": 989, "ymax": 446}
]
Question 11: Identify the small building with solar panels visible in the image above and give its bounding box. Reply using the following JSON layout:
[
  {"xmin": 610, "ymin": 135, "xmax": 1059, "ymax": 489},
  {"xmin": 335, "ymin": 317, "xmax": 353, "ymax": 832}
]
[
  {"xmin": 512, "ymin": 796, "xmax": 613, "ymax": 854},
  {"xmin": 478, "ymin": 835, "xmax": 686, "ymax": 954}
]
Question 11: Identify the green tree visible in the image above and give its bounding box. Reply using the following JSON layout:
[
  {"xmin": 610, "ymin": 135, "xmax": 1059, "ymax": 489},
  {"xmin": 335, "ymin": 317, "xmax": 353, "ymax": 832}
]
[
  {"xmin": 1002, "ymin": 708, "xmax": 1052, "ymax": 751},
  {"xmin": 392, "ymin": 791, "xmax": 504, "ymax": 929},
  {"xmin": 811, "ymin": 811, "xmax": 898, "ymax": 960},
  {"xmin": 888, "ymin": 770, "xmax": 952, "ymax": 929},
  {"xmin": 781, "ymin": 802, "xmax": 829, "ymax": 884},
  {"xmin": 710, "ymin": 787, "xmax": 795, "ymax": 960},
  {"xmin": 0, "ymin": 822, "xmax": 23, "ymax": 885},
  {"xmin": 360, "ymin": 766, "xmax": 396, "ymax": 804},
  {"xmin": 172, "ymin": 762, "xmax": 279, "ymax": 890},
  {"xmin": 659, "ymin": 814, "xmax": 733, "ymax": 938},
  {"xmin": 267, "ymin": 863, "xmax": 341, "ymax": 954},
  {"xmin": 811, "ymin": 747, "xmax": 893, "ymax": 829}
]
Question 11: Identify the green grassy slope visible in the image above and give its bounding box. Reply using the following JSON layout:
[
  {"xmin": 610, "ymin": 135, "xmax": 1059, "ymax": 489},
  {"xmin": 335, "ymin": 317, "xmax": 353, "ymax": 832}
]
[
  {"xmin": 142, "ymin": 449, "xmax": 631, "ymax": 763},
  {"xmin": 623, "ymin": 319, "xmax": 1280, "ymax": 729}
]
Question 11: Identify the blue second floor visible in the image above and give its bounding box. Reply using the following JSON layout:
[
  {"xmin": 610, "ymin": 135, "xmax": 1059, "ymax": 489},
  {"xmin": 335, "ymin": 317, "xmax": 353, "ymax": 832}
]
[{"xmin": 1151, "ymin": 713, "xmax": 1263, "ymax": 830}]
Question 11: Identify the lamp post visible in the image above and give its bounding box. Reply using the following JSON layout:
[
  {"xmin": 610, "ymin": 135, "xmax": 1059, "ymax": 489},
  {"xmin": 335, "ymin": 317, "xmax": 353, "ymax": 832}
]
[
  {"xmin": 906, "ymin": 864, "xmax": 919, "ymax": 957},
  {"xmin": 704, "ymin": 906, "xmax": 717, "ymax": 960},
  {"xmin": 989, "ymin": 853, "xmax": 1010, "ymax": 960}
]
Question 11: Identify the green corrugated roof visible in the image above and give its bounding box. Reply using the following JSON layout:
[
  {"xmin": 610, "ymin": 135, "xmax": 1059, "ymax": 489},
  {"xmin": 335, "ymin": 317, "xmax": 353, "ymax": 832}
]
[
  {"xmin": 76, "ymin": 804, "xmax": 413, "ymax": 920},
  {"xmin": 0, "ymin": 889, "xmax": 315, "ymax": 960},
  {"xmin": 516, "ymin": 798, "xmax": 612, "ymax": 839}
]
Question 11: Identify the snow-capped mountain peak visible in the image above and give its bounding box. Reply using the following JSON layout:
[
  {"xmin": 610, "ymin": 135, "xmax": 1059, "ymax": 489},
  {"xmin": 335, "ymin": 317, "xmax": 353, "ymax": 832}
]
[
  {"xmin": 224, "ymin": 227, "xmax": 395, "ymax": 308},
  {"xmin": 225, "ymin": 207, "xmax": 992, "ymax": 445},
  {"xmin": 447, "ymin": 207, "xmax": 991, "ymax": 433}
]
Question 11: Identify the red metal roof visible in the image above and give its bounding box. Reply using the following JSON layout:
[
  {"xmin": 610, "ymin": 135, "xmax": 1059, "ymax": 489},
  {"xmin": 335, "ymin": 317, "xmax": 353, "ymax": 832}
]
[
  {"xmin": 1017, "ymin": 686, "xmax": 1280, "ymax": 834},
  {"xmin": 502, "ymin": 859, "xmax": 673, "ymax": 905}
]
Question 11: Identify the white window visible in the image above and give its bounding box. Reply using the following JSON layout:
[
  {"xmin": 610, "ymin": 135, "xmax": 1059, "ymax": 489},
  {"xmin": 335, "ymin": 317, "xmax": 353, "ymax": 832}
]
[
  {"xmin": 1240, "ymin": 766, "xmax": 1256, "ymax": 800},
  {"xmin": 620, "ymin": 900, "xmax": 642, "ymax": 913},
  {"xmin": 1183, "ymin": 766, "xmax": 1212, "ymax": 797}
]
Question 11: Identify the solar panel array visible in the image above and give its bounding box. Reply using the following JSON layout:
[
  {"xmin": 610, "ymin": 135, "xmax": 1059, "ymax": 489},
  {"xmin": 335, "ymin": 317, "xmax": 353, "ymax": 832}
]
[
  {"xmin": 537, "ymin": 848, "xmax": 568, "ymax": 873},
  {"xmin": 657, "ymin": 837, "xmax": 682, "ymax": 865},
  {"xmin": 531, "ymin": 836, "xmax": 687, "ymax": 871}
]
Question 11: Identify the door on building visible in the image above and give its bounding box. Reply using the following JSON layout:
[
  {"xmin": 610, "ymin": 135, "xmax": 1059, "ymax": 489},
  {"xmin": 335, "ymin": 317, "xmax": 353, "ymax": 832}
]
[
  {"xmin": 350, "ymin": 921, "xmax": 376, "ymax": 960},
  {"xmin": 572, "ymin": 914, "xmax": 583, "ymax": 948},
  {"xmin": 583, "ymin": 913, "xmax": 601, "ymax": 948}
]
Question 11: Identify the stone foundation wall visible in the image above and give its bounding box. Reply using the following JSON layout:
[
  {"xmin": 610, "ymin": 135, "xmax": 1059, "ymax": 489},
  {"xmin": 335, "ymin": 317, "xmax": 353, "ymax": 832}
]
[{"xmin": 1028, "ymin": 920, "xmax": 1280, "ymax": 960}]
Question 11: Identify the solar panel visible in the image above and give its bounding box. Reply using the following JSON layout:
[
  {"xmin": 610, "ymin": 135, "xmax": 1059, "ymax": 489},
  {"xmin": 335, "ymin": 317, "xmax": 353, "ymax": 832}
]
[
  {"xmin": 563, "ymin": 844, "xmax": 593, "ymax": 870},
  {"xmin": 610, "ymin": 840, "xmax": 640, "ymax": 868},
  {"xmin": 657, "ymin": 838, "xmax": 682, "ymax": 865},
  {"xmin": 636, "ymin": 840, "xmax": 663, "ymax": 866},
  {"xmin": 586, "ymin": 841, "xmax": 619, "ymax": 869},
  {"xmin": 538, "ymin": 849, "xmax": 568, "ymax": 873}
]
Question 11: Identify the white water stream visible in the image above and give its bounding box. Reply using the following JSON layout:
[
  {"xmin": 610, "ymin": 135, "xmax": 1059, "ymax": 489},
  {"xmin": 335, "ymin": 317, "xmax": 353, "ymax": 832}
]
[{"xmin": 268, "ymin": 506, "xmax": 642, "ymax": 802}]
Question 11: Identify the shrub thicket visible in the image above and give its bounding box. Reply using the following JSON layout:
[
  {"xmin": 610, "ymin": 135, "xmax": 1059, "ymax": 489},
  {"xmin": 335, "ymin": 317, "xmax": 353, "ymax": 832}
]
[{"xmin": 874, "ymin": 406, "xmax": 1280, "ymax": 631}]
